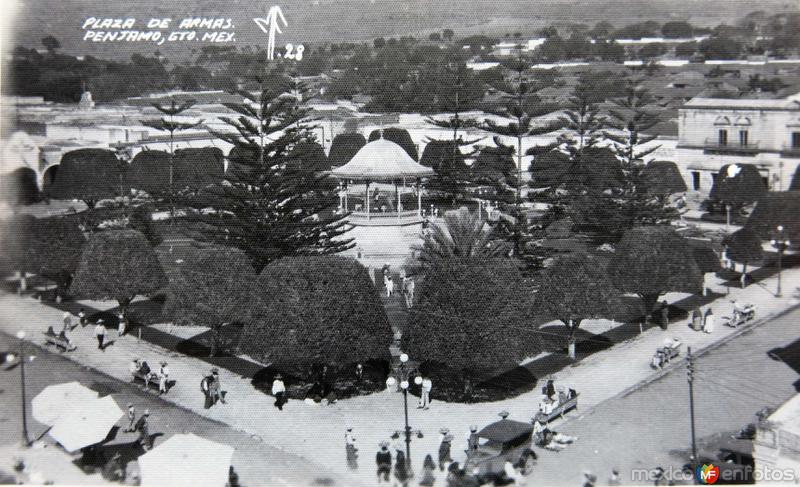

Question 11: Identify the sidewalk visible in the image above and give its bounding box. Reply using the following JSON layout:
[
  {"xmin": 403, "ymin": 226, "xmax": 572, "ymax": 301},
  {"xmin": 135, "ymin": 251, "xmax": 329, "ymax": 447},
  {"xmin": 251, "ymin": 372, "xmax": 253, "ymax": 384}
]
[{"xmin": 1, "ymin": 262, "xmax": 797, "ymax": 486}]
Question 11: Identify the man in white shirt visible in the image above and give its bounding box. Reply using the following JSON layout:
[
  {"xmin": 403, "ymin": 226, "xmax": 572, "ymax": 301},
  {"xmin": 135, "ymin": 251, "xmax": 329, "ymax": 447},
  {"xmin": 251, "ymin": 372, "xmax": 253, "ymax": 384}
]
[
  {"xmin": 94, "ymin": 320, "xmax": 107, "ymax": 351},
  {"xmin": 158, "ymin": 362, "xmax": 170, "ymax": 395},
  {"xmin": 419, "ymin": 377, "xmax": 432, "ymax": 410},
  {"xmin": 272, "ymin": 374, "xmax": 286, "ymax": 410}
]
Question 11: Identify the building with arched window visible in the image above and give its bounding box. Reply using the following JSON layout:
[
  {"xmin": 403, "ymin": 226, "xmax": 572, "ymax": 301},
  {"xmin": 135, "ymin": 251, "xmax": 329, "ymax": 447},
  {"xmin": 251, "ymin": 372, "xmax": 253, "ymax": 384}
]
[{"xmin": 676, "ymin": 93, "xmax": 800, "ymax": 192}]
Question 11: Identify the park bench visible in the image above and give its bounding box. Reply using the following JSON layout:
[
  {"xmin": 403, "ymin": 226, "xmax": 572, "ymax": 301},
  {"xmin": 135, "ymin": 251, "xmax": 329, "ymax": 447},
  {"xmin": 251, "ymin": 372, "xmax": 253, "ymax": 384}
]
[
  {"xmin": 43, "ymin": 328, "xmax": 77, "ymax": 352},
  {"xmin": 537, "ymin": 394, "xmax": 579, "ymax": 423},
  {"xmin": 722, "ymin": 305, "xmax": 756, "ymax": 328},
  {"xmin": 131, "ymin": 369, "xmax": 176, "ymax": 392}
]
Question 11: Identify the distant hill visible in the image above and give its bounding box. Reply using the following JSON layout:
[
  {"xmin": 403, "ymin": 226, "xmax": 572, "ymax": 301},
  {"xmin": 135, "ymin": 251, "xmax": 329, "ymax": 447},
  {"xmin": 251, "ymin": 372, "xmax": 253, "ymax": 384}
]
[{"xmin": 8, "ymin": 0, "xmax": 798, "ymax": 61}]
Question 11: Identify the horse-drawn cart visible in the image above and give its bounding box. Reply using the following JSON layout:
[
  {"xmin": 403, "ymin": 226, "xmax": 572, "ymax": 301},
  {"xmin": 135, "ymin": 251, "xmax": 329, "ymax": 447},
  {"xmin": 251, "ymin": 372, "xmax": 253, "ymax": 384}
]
[{"xmin": 722, "ymin": 305, "xmax": 756, "ymax": 328}]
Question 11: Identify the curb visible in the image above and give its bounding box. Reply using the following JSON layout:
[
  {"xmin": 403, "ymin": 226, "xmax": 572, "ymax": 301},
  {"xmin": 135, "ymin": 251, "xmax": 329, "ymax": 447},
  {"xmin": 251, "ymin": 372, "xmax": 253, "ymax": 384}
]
[{"xmin": 563, "ymin": 301, "xmax": 800, "ymax": 423}]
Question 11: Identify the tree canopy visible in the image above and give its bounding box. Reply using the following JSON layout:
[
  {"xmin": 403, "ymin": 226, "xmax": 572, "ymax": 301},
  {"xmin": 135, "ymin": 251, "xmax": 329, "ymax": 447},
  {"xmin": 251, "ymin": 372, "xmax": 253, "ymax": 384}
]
[
  {"xmin": 535, "ymin": 253, "xmax": 620, "ymax": 358},
  {"xmin": 184, "ymin": 81, "xmax": 353, "ymax": 272},
  {"xmin": 708, "ymin": 164, "xmax": 766, "ymax": 209},
  {"xmin": 126, "ymin": 150, "xmax": 170, "ymax": 195},
  {"xmin": 162, "ymin": 245, "xmax": 256, "ymax": 356},
  {"xmin": 745, "ymin": 191, "xmax": 800, "ymax": 243},
  {"xmin": 71, "ymin": 229, "xmax": 167, "ymax": 310},
  {"xmin": 1, "ymin": 167, "xmax": 40, "ymax": 206},
  {"xmin": 328, "ymin": 133, "xmax": 367, "ymax": 167},
  {"xmin": 47, "ymin": 149, "xmax": 127, "ymax": 208},
  {"xmin": 723, "ymin": 227, "xmax": 764, "ymax": 266},
  {"xmin": 27, "ymin": 216, "xmax": 86, "ymax": 295},
  {"xmin": 173, "ymin": 147, "xmax": 225, "ymax": 191},
  {"xmin": 402, "ymin": 257, "xmax": 542, "ymax": 389},
  {"xmin": 368, "ymin": 128, "xmax": 419, "ymax": 161},
  {"xmin": 288, "ymin": 141, "xmax": 330, "ymax": 172},
  {"xmin": 641, "ymin": 161, "xmax": 688, "ymax": 195},
  {"xmin": 240, "ymin": 256, "xmax": 392, "ymax": 371},
  {"xmin": 608, "ymin": 226, "xmax": 703, "ymax": 318}
]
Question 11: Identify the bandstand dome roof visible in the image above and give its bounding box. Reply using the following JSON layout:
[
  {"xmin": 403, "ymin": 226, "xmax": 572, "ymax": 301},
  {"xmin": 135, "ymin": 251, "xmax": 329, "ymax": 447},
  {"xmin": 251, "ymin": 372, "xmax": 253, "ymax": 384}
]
[{"xmin": 328, "ymin": 139, "xmax": 434, "ymax": 180}]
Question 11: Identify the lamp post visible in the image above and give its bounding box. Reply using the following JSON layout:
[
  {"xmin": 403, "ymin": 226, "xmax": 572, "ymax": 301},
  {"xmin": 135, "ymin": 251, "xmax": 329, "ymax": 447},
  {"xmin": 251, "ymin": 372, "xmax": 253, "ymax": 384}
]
[
  {"xmin": 385, "ymin": 353, "xmax": 423, "ymax": 476},
  {"xmin": 770, "ymin": 225, "xmax": 791, "ymax": 298},
  {"xmin": 17, "ymin": 330, "xmax": 31, "ymax": 446}
]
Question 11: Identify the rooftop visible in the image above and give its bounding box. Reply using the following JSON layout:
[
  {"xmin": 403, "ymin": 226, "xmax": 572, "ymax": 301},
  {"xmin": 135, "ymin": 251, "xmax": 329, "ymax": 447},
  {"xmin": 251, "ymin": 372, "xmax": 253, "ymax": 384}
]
[
  {"xmin": 683, "ymin": 97, "xmax": 800, "ymax": 110},
  {"xmin": 767, "ymin": 394, "xmax": 800, "ymax": 437},
  {"xmin": 329, "ymin": 139, "xmax": 434, "ymax": 180}
]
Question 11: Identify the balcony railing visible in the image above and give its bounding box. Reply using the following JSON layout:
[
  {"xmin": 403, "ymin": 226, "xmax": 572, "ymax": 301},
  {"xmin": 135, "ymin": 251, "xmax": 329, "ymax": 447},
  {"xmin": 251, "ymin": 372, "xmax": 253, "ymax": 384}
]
[
  {"xmin": 781, "ymin": 144, "xmax": 800, "ymax": 158},
  {"xmin": 703, "ymin": 138, "xmax": 760, "ymax": 155}
]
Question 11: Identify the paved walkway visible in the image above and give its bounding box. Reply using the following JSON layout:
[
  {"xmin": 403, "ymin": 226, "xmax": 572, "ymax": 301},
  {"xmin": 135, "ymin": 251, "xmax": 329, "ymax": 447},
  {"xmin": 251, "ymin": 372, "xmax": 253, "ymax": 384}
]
[
  {"xmin": 0, "ymin": 333, "xmax": 346, "ymax": 486},
  {"xmin": 1, "ymin": 262, "xmax": 797, "ymax": 486}
]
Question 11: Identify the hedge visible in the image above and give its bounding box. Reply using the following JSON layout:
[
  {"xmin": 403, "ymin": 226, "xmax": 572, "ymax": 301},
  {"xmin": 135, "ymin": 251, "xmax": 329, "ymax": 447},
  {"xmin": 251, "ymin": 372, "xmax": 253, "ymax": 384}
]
[{"xmin": 328, "ymin": 133, "xmax": 367, "ymax": 167}]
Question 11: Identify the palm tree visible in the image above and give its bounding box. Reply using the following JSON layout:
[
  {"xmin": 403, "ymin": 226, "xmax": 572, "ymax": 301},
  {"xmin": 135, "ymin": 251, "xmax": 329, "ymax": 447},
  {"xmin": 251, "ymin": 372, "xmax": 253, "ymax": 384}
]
[{"xmin": 411, "ymin": 208, "xmax": 511, "ymax": 274}]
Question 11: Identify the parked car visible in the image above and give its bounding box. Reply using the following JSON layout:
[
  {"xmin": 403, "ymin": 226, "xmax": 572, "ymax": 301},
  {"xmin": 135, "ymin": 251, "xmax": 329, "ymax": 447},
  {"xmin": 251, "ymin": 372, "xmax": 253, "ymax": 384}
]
[{"xmin": 464, "ymin": 417, "xmax": 536, "ymax": 476}]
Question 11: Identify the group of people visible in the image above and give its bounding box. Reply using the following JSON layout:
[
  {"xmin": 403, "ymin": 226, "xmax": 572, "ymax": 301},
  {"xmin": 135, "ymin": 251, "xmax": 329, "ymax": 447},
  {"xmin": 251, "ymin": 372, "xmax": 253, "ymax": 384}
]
[
  {"xmin": 129, "ymin": 358, "xmax": 170, "ymax": 395},
  {"xmin": 201, "ymin": 368, "xmax": 226, "ymax": 408},
  {"xmin": 531, "ymin": 415, "xmax": 577, "ymax": 452},
  {"xmin": 537, "ymin": 380, "xmax": 577, "ymax": 416},
  {"xmin": 690, "ymin": 307, "xmax": 716, "ymax": 334},
  {"xmin": 123, "ymin": 403, "xmax": 153, "ymax": 450},
  {"xmin": 381, "ymin": 266, "xmax": 415, "ymax": 308}
]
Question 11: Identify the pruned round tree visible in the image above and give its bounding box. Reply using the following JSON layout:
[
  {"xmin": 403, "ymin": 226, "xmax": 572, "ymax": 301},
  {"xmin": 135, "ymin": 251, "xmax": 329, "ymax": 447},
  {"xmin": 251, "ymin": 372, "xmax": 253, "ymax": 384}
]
[
  {"xmin": 402, "ymin": 257, "xmax": 542, "ymax": 402},
  {"xmin": 641, "ymin": 160, "xmax": 687, "ymax": 195},
  {"xmin": 723, "ymin": 227, "xmax": 764, "ymax": 286},
  {"xmin": 163, "ymin": 245, "xmax": 256, "ymax": 356},
  {"xmin": 535, "ymin": 253, "xmax": 621, "ymax": 359},
  {"xmin": 71, "ymin": 229, "xmax": 168, "ymax": 317},
  {"xmin": 328, "ymin": 133, "xmax": 366, "ymax": 167},
  {"xmin": 240, "ymin": 256, "xmax": 392, "ymax": 375},
  {"xmin": 126, "ymin": 150, "xmax": 170, "ymax": 195},
  {"xmin": 608, "ymin": 226, "xmax": 703, "ymax": 324},
  {"xmin": 174, "ymin": 147, "xmax": 225, "ymax": 191},
  {"xmin": 707, "ymin": 163, "xmax": 766, "ymax": 211},
  {"xmin": 47, "ymin": 149, "xmax": 128, "ymax": 208},
  {"xmin": 420, "ymin": 140, "xmax": 466, "ymax": 172},
  {"xmin": 472, "ymin": 145, "xmax": 516, "ymax": 184},
  {"xmin": 745, "ymin": 191, "xmax": 800, "ymax": 243},
  {"xmin": 27, "ymin": 216, "xmax": 86, "ymax": 299},
  {"xmin": 1, "ymin": 167, "xmax": 40, "ymax": 206},
  {"xmin": 288, "ymin": 141, "xmax": 329, "ymax": 172},
  {"xmin": 368, "ymin": 128, "xmax": 418, "ymax": 161}
]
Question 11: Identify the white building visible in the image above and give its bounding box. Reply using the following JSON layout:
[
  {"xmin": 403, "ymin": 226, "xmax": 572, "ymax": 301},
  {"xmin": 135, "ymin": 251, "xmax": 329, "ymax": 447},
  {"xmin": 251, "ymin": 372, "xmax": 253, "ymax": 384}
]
[
  {"xmin": 754, "ymin": 394, "xmax": 800, "ymax": 483},
  {"xmin": 675, "ymin": 93, "xmax": 800, "ymax": 193}
]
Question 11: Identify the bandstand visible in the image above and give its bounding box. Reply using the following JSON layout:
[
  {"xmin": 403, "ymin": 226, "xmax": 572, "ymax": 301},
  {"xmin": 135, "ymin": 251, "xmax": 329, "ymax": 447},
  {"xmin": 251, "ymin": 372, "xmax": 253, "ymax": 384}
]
[{"xmin": 328, "ymin": 138, "xmax": 434, "ymax": 266}]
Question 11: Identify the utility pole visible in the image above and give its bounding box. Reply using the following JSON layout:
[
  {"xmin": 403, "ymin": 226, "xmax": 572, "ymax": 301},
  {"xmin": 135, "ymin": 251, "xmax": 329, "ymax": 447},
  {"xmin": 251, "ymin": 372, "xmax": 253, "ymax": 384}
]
[{"xmin": 687, "ymin": 346, "xmax": 698, "ymax": 483}]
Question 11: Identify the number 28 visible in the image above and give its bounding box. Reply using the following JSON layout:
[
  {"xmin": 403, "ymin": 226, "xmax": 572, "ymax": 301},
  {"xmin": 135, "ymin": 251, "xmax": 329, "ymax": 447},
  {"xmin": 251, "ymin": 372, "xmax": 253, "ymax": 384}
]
[{"xmin": 284, "ymin": 43, "xmax": 305, "ymax": 61}]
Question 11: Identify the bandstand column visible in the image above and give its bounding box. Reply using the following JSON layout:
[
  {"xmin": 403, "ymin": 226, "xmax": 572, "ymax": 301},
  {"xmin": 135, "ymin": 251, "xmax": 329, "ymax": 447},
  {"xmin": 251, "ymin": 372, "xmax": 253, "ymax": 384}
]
[
  {"xmin": 344, "ymin": 181, "xmax": 349, "ymax": 212},
  {"xmin": 365, "ymin": 180, "xmax": 370, "ymax": 220},
  {"xmin": 396, "ymin": 181, "xmax": 402, "ymax": 214},
  {"xmin": 416, "ymin": 180, "xmax": 422, "ymax": 217}
]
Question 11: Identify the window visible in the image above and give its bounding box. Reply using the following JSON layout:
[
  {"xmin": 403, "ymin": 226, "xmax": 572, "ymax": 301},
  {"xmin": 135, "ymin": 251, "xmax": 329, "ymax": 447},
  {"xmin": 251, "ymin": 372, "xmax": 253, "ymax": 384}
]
[
  {"xmin": 739, "ymin": 130, "xmax": 749, "ymax": 147},
  {"xmin": 718, "ymin": 129, "xmax": 728, "ymax": 146},
  {"xmin": 792, "ymin": 132, "xmax": 800, "ymax": 149},
  {"xmin": 692, "ymin": 171, "xmax": 701, "ymax": 191}
]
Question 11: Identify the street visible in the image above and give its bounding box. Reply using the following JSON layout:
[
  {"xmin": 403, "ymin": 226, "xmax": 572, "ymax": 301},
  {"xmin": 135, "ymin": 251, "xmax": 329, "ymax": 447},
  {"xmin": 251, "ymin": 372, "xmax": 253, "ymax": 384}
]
[
  {"xmin": 0, "ymin": 331, "xmax": 352, "ymax": 486},
  {"xmin": 528, "ymin": 305, "xmax": 800, "ymax": 486}
]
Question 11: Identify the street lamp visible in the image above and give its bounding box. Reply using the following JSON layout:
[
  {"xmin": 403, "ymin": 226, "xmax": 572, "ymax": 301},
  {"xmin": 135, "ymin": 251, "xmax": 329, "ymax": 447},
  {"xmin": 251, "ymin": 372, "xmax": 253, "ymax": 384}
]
[
  {"xmin": 770, "ymin": 225, "xmax": 791, "ymax": 298},
  {"xmin": 16, "ymin": 330, "xmax": 31, "ymax": 446},
  {"xmin": 385, "ymin": 353, "xmax": 424, "ymax": 476}
]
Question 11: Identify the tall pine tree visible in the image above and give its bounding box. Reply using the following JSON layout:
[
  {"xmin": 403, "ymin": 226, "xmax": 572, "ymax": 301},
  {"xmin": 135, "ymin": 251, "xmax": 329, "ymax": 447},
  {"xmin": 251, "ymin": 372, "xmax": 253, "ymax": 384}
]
[{"xmin": 185, "ymin": 78, "xmax": 353, "ymax": 272}]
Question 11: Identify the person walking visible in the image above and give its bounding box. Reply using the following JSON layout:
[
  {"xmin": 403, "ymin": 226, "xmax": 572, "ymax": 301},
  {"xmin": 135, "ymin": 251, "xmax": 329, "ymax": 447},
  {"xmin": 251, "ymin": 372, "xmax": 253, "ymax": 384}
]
[
  {"xmin": 376, "ymin": 442, "xmax": 392, "ymax": 483},
  {"xmin": 355, "ymin": 363, "xmax": 364, "ymax": 383},
  {"xmin": 545, "ymin": 379, "xmax": 556, "ymax": 400},
  {"xmin": 691, "ymin": 308, "xmax": 702, "ymax": 332},
  {"xmin": 419, "ymin": 454, "xmax": 436, "ymax": 486},
  {"xmin": 94, "ymin": 320, "xmax": 107, "ymax": 351},
  {"xmin": 210, "ymin": 368, "xmax": 226, "ymax": 404},
  {"xmin": 124, "ymin": 403, "xmax": 136, "ymax": 433},
  {"xmin": 438, "ymin": 432, "xmax": 453, "ymax": 471},
  {"xmin": 582, "ymin": 472, "xmax": 597, "ymax": 487},
  {"xmin": 135, "ymin": 410, "xmax": 152, "ymax": 450},
  {"xmin": 703, "ymin": 308, "xmax": 715, "ymax": 334},
  {"xmin": 78, "ymin": 308, "xmax": 87, "ymax": 327},
  {"xmin": 466, "ymin": 425, "xmax": 479, "ymax": 454},
  {"xmin": 608, "ymin": 468, "xmax": 622, "ymax": 486},
  {"xmin": 272, "ymin": 374, "xmax": 286, "ymax": 410},
  {"xmin": 660, "ymin": 301, "xmax": 670, "ymax": 330},
  {"xmin": 345, "ymin": 427, "xmax": 358, "ymax": 471},
  {"xmin": 394, "ymin": 450, "xmax": 410, "ymax": 487},
  {"xmin": 417, "ymin": 377, "xmax": 433, "ymax": 409},
  {"xmin": 62, "ymin": 312, "xmax": 73, "ymax": 333},
  {"xmin": 157, "ymin": 362, "xmax": 169, "ymax": 395},
  {"xmin": 117, "ymin": 311, "xmax": 127, "ymax": 338},
  {"xmin": 201, "ymin": 371, "xmax": 214, "ymax": 409}
]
